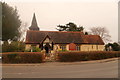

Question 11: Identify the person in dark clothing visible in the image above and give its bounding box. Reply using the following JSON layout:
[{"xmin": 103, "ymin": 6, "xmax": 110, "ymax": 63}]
[
  {"xmin": 45, "ymin": 46, "xmax": 49, "ymax": 53},
  {"xmin": 44, "ymin": 43, "xmax": 51, "ymax": 57}
]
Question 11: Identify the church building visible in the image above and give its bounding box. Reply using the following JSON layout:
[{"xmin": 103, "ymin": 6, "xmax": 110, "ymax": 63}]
[{"xmin": 25, "ymin": 13, "xmax": 105, "ymax": 52}]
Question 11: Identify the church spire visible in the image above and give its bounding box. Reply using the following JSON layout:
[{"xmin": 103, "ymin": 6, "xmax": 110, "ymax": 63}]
[{"xmin": 29, "ymin": 13, "xmax": 39, "ymax": 30}]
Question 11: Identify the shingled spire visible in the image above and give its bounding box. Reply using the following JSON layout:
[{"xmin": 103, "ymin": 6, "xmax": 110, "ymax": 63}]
[{"xmin": 29, "ymin": 13, "xmax": 39, "ymax": 30}]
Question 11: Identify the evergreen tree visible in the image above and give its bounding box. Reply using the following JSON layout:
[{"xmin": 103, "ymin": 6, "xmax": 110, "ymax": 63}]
[
  {"xmin": 2, "ymin": 2, "xmax": 21, "ymax": 41},
  {"xmin": 57, "ymin": 22, "xmax": 84, "ymax": 32},
  {"xmin": 105, "ymin": 42, "xmax": 120, "ymax": 51}
]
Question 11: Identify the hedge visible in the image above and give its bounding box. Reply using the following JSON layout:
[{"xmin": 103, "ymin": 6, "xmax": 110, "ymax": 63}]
[
  {"xmin": 57, "ymin": 51, "xmax": 120, "ymax": 62},
  {"xmin": 2, "ymin": 52, "xmax": 45, "ymax": 63}
]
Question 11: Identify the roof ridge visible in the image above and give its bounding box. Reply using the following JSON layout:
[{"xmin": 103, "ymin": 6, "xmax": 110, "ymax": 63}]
[
  {"xmin": 85, "ymin": 35, "xmax": 99, "ymax": 36},
  {"xmin": 27, "ymin": 30, "xmax": 83, "ymax": 33}
]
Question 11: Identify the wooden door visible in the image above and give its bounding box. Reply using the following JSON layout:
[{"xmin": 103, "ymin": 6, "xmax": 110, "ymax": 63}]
[{"xmin": 69, "ymin": 43, "xmax": 76, "ymax": 50}]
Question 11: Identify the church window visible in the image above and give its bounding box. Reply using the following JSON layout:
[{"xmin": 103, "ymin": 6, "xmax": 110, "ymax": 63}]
[
  {"xmin": 76, "ymin": 45, "xmax": 80, "ymax": 51},
  {"xmin": 60, "ymin": 45, "xmax": 66, "ymax": 50}
]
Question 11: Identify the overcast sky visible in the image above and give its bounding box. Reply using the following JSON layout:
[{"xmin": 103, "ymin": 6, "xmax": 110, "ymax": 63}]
[{"xmin": 4, "ymin": 0, "xmax": 119, "ymax": 42}]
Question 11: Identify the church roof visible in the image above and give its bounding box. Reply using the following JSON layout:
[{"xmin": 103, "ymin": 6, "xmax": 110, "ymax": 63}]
[
  {"xmin": 29, "ymin": 13, "xmax": 39, "ymax": 30},
  {"xmin": 85, "ymin": 35, "xmax": 104, "ymax": 45},
  {"xmin": 25, "ymin": 30, "xmax": 104, "ymax": 45}
]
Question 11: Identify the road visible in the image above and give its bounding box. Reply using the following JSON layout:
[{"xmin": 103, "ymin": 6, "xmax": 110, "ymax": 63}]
[{"xmin": 2, "ymin": 59, "xmax": 118, "ymax": 78}]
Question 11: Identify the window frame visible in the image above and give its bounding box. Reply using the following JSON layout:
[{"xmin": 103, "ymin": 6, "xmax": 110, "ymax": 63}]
[
  {"xmin": 60, "ymin": 44, "xmax": 66, "ymax": 50},
  {"xmin": 76, "ymin": 45, "xmax": 80, "ymax": 51}
]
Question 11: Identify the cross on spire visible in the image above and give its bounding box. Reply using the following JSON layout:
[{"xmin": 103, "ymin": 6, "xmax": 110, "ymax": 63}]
[{"xmin": 29, "ymin": 13, "xmax": 39, "ymax": 30}]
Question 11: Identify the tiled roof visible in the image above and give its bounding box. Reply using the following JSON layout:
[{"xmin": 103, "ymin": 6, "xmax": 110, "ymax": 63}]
[
  {"xmin": 25, "ymin": 30, "xmax": 104, "ymax": 45},
  {"xmin": 85, "ymin": 35, "xmax": 104, "ymax": 45}
]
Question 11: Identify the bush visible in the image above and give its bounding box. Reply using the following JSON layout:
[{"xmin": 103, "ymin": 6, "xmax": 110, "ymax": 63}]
[
  {"xmin": 2, "ymin": 41, "xmax": 25, "ymax": 52},
  {"xmin": 24, "ymin": 47, "xmax": 41, "ymax": 52},
  {"xmin": 57, "ymin": 51, "xmax": 120, "ymax": 62},
  {"xmin": 32, "ymin": 46, "xmax": 41, "ymax": 52},
  {"xmin": 58, "ymin": 49, "xmax": 68, "ymax": 52},
  {"xmin": 2, "ymin": 52, "xmax": 45, "ymax": 63}
]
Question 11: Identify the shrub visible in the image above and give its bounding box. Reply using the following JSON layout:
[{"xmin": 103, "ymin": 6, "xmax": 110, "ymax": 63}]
[
  {"xmin": 58, "ymin": 49, "xmax": 68, "ymax": 52},
  {"xmin": 2, "ymin": 52, "xmax": 44, "ymax": 63},
  {"xmin": 32, "ymin": 47, "xmax": 41, "ymax": 52},
  {"xmin": 24, "ymin": 49, "xmax": 31, "ymax": 52},
  {"xmin": 57, "ymin": 51, "xmax": 120, "ymax": 62},
  {"xmin": 2, "ymin": 41, "xmax": 25, "ymax": 52},
  {"xmin": 7, "ymin": 53, "xmax": 19, "ymax": 63}
]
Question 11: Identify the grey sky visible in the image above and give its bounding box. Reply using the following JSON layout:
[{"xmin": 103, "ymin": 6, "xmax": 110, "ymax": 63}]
[{"xmin": 5, "ymin": 0, "xmax": 118, "ymax": 42}]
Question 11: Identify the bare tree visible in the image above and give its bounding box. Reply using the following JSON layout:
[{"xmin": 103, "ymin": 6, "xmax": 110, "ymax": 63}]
[
  {"xmin": 90, "ymin": 27, "xmax": 111, "ymax": 43},
  {"xmin": 18, "ymin": 22, "xmax": 28, "ymax": 41}
]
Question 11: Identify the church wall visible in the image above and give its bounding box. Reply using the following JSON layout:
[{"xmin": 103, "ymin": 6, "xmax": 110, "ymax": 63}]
[
  {"xmin": 80, "ymin": 45, "xmax": 89, "ymax": 51},
  {"xmin": 25, "ymin": 43, "xmax": 104, "ymax": 52},
  {"xmin": 49, "ymin": 44, "xmax": 60, "ymax": 53},
  {"xmin": 53, "ymin": 44, "xmax": 105, "ymax": 51},
  {"xmin": 87, "ymin": 45, "xmax": 97, "ymax": 51},
  {"xmin": 66, "ymin": 44, "xmax": 69, "ymax": 50},
  {"xmin": 80, "ymin": 44, "xmax": 104, "ymax": 51},
  {"xmin": 53, "ymin": 44, "xmax": 69, "ymax": 51},
  {"xmin": 98, "ymin": 45, "xmax": 105, "ymax": 51},
  {"xmin": 53, "ymin": 44, "xmax": 60, "ymax": 51},
  {"xmin": 25, "ymin": 44, "xmax": 31, "ymax": 50},
  {"xmin": 25, "ymin": 44, "xmax": 39, "ymax": 51},
  {"xmin": 36, "ymin": 44, "xmax": 39, "ymax": 48}
]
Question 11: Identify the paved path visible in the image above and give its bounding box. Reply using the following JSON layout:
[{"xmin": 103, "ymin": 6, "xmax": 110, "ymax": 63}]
[{"xmin": 2, "ymin": 59, "xmax": 118, "ymax": 78}]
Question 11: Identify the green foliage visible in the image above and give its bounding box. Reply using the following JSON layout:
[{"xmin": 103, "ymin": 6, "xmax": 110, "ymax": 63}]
[
  {"xmin": 7, "ymin": 53, "xmax": 17, "ymax": 59},
  {"xmin": 57, "ymin": 51, "xmax": 120, "ymax": 62},
  {"xmin": 2, "ymin": 52, "xmax": 44, "ymax": 63},
  {"xmin": 58, "ymin": 49, "xmax": 68, "ymax": 52},
  {"xmin": 2, "ymin": 2, "xmax": 21, "ymax": 41},
  {"xmin": 105, "ymin": 42, "xmax": 120, "ymax": 51},
  {"xmin": 2, "ymin": 41, "xmax": 25, "ymax": 52},
  {"xmin": 32, "ymin": 46, "xmax": 41, "ymax": 52},
  {"xmin": 57, "ymin": 22, "xmax": 84, "ymax": 32},
  {"xmin": 24, "ymin": 49, "xmax": 31, "ymax": 52},
  {"xmin": 7, "ymin": 53, "xmax": 20, "ymax": 63},
  {"xmin": 112, "ymin": 43, "xmax": 120, "ymax": 51}
]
